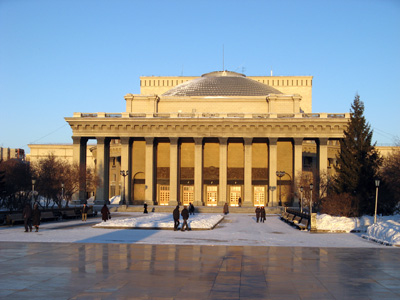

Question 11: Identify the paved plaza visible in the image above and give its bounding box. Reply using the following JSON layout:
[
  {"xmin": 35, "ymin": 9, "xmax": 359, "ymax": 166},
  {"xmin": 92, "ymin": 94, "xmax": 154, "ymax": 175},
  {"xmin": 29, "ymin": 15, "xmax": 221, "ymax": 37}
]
[{"xmin": 1, "ymin": 214, "xmax": 400, "ymax": 299}]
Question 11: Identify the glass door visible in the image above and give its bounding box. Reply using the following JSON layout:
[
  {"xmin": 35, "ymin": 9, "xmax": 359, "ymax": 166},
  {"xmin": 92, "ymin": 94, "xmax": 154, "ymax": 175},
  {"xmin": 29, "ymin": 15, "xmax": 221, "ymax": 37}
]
[
  {"xmin": 206, "ymin": 186, "xmax": 218, "ymax": 206},
  {"xmin": 229, "ymin": 186, "xmax": 241, "ymax": 206},
  {"xmin": 182, "ymin": 185, "xmax": 194, "ymax": 206},
  {"xmin": 159, "ymin": 185, "xmax": 170, "ymax": 205},
  {"xmin": 254, "ymin": 186, "xmax": 265, "ymax": 207}
]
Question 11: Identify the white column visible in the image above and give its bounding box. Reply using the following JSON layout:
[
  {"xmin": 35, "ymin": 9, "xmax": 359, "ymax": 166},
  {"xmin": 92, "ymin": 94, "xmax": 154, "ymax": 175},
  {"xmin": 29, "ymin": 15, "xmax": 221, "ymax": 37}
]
[
  {"xmin": 268, "ymin": 138, "xmax": 278, "ymax": 207},
  {"xmin": 219, "ymin": 137, "xmax": 228, "ymax": 206},
  {"xmin": 318, "ymin": 138, "xmax": 329, "ymax": 197},
  {"xmin": 244, "ymin": 138, "xmax": 253, "ymax": 207},
  {"xmin": 169, "ymin": 137, "xmax": 179, "ymax": 206},
  {"xmin": 145, "ymin": 137, "xmax": 155, "ymax": 204},
  {"xmin": 194, "ymin": 137, "xmax": 203, "ymax": 206},
  {"xmin": 293, "ymin": 138, "xmax": 303, "ymax": 206},
  {"xmin": 120, "ymin": 137, "xmax": 131, "ymax": 205},
  {"xmin": 96, "ymin": 137, "xmax": 110, "ymax": 205}
]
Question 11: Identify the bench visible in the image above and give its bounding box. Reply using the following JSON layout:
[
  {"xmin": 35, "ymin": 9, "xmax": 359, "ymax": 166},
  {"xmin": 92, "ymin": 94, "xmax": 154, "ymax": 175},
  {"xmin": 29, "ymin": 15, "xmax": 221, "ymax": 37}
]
[
  {"xmin": 280, "ymin": 208, "xmax": 310, "ymax": 231},
  {"xmin": 6, "ymin": 213, "xmax": 24, "ymax": 225},
  {"xmin": 62, "ymin": 209, "xmax": 81, "ymax": 219},
  {"xmin": 40, "ymin": 211, "xmax": 58, "ymax": 222}
]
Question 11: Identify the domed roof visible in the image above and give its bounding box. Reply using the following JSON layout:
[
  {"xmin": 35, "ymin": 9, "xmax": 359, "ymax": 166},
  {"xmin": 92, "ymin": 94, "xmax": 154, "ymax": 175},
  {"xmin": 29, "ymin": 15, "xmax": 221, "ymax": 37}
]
[{"xmin": 162, "ymin": 71, "xmax": 282, "ymax": 97}]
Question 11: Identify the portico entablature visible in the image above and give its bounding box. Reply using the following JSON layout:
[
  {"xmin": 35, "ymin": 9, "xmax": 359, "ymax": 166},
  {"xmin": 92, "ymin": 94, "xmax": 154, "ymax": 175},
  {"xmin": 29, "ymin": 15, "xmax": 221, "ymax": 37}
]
[{"xmin": 65, "ymin": 113, "xmax": 349, "ymax": 140}]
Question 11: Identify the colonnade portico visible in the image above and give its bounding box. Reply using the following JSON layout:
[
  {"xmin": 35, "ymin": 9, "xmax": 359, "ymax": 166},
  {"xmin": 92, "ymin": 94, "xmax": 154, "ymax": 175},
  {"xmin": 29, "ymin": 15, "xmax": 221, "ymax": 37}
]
[{"xmin": 70, "ymin": 130, "xmax": 339, "ymax": 207}]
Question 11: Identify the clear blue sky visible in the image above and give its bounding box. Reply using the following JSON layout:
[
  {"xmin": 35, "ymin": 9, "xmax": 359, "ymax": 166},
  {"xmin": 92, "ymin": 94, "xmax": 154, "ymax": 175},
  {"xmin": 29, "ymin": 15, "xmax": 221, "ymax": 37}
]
[{"xmin": 1, "ymin": 0, "xmax": 399, "ymax": 153}]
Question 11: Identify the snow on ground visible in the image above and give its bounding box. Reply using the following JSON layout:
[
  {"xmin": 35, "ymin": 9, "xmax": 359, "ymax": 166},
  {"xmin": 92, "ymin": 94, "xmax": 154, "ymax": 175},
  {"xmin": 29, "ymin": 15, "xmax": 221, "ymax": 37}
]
[
  {"xmin": 94, "ymin": 213, "xmax": 224, "ymax": 229},
  {"xmin": 0, "ymin": 212, "xmax": 399, "ymax": 247}
]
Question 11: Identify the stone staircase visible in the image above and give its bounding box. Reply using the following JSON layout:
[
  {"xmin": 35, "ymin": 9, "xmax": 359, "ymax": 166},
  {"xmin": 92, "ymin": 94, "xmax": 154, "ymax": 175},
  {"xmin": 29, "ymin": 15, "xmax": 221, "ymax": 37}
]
[{"xmin": 108, "ymin": 205, "xmax": 283, "ymax": 214}]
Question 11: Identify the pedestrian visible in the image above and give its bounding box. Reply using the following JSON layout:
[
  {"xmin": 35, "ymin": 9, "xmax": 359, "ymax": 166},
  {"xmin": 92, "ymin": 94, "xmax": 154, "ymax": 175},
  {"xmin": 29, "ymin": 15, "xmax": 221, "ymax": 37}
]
[
  {"xmin": 101, "ymin": 204, "xmax": 110, "ymax": 222},
  {"xmin": 255, "ymin": 206, "xmax": 261, "ymax": 223},
  {"xmin": 223, "ymin": 202, "xmax": 229, "ymax": 215},
  {"xmin": 81, "ymin": 203, "xmax": 89, "ymax": 222},
  {"xmin": 173, "ymin": 205, "xmax": 180, "ymax": 231},
  {"xmin": 32, "ymin": 203, "xmax": 41, "ymax": 232},
  {"xmin": 143, "ymin": 202, "xmax": 148, "ymax": 214},
  {"xmin": 260, "ymin": 206, "xmax": 266, "ymax": 223},
  {"xmin": 181, "ymin": 206, "xmax": 189, "ymax": 231},
  {"xmin": 238, "ymin": 197, "xmax": 242, "ymax": 207},
  {"xmin": 23, "ymin": 203, "xmax": 32, "ymax": 232},
  {"xmin": 189, "ymin": 202, "xmax": 195, "ymax": 215}
]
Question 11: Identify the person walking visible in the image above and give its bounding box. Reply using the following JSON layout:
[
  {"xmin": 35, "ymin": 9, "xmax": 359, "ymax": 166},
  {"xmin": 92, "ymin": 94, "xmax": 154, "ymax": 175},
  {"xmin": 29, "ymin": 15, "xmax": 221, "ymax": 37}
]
[
  {"xmin": 181, "ymin": 206, "xmax": 189, "ymax": 231},
  {"xmin": 223, "ymin": 202, "xmax": 229, "ymax": 215},
  {"xmin": 101, "ymin": 204, "xmax": 110, "ymax": 222},
  {"xmin": 238, "ymin": 197, "xmax": 242, "ymax": 207},
  {"xmin": 260, "ymin": 206, "xmax": 266, "ymax": 223},
  {"xmin": 173, "ymin": 205, "xmax": 180, "ymax": 231},
  {"xmin": 189, "ymin": 203, "xmax": 195, "ymax": 215},
  {"xmin": 23, "ymin": 203, "xmax": 32, "ymax": 232},
  {"xmin": 143, "ymin": 202, "xmax": 148, "ymax": 214},
  {"xmin": 81, "ymin": 203, "xmax": 89, "ymax": 222},
  {"xmin": 255, "ymin": 207, "xmax": 261, "ymax": 223},
  {"xmin": 32, "ymin": 203, "xmax": 41, "ymax": 232}
]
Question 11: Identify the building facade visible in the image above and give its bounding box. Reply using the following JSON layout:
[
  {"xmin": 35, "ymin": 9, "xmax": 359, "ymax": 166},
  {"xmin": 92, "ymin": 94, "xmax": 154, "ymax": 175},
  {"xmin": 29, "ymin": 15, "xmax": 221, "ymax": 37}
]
[{"xmin": 65, "ymin": 71, "xmax": 350, "ymax": 207}]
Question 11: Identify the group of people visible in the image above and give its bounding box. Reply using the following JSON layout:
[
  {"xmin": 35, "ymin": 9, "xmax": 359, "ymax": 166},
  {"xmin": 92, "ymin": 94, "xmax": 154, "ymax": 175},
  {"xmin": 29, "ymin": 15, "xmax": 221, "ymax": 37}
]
[
  {"xmin": 255, "ymin": 206, "xmax": 266, "ymax": 223},
  {"xmin": 173, "ymin": 202, "xmax": 194, "ymax": 231},
  {"xmin": 23, "ymin": 203, "xmax": 41, "ymax": 232}
]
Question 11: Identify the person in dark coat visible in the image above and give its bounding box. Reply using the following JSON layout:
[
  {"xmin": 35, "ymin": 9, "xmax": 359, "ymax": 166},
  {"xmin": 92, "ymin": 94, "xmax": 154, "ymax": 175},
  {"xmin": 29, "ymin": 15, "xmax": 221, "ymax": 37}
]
[
  {"xmin": 260, "ymin": 206, "xmax": 266, "ymax": 223},
  {"xmin": 101, "ymin": 204, "xmax": 110, "ymax": 222},
  {"xmin": 181, "ymin": 206, "xmax": 189, "ymax": 231},
  {"xmin": 223, "ymin": 203, "xmax": 229, "ymax": 215},
  {"xmin": 23, "ymin": 203, "xmax": 32, "ymax": 232},
  {"xmin": 32, "ymin": 204, "xmax": 41, "ymax": 232},
  {"xmin": 143, "ymin": 202, "xmax": 148, "ymax": 214},
  {"xmin": 81, "ymin": 203, "xmax": 89, "ymax": 222},
  {"xmin": 173, "ymin": 206, "xmax": 180, "ymax": 231},
  {"xmin": 255, "ymin": 207, "xmax": 261, "ymax": 223},
  {"xmin": 238, "ymin": 197, "xmax": 242, "ymax": 207},
  {"xmin": 189, "ymin": 203, "xmax": 195, "ymax": 215}
]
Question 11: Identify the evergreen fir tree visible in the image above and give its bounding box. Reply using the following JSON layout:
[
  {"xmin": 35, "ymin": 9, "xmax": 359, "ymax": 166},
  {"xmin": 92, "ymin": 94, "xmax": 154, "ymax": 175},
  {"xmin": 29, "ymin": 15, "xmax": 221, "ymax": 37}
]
[{"xmin": 334, "ymin": 94, "xmax": 382, "ymax": 216}]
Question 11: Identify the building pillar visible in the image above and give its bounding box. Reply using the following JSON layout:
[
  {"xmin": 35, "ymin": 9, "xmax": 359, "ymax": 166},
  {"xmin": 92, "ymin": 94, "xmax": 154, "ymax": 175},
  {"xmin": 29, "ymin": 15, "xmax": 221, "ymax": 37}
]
[
  {"xmin": 145, "ymin": 137, "xmax": 155, "ymax": 205},
  {"xmin": 244, "ymin": 138, "xmax": 253, "ymax": 207},
  {"xmin": 318, "ymin": 138, "xmax": 329, "ymax": 197},
  {"xmin": 72, "ymin": 136, "xmax": 88, "ymax": 203},
  {"xmin": 218, "ymin": 137, "xmax": 228, "ymax": 206},
  {"xmin": 169, "ymin": 137, "xmax": 179, "ymax": 206},
  {"xmin": 95, "ymin": 137, "xmax": 110, "ymax": 205},
  {"xmin": 194, "ymin": 137, "xmax": 203, "ymax": 206},
  {"xmin": 268, "ymin": 138, "xmax": 278, "ymax": 207},
  {"xmin": 120, "ymin": 137, "xmax": 132, "ymax": 205},
  {"xmin": 293, "ymin": 138, "xmax": 303, "ymax": 206}
]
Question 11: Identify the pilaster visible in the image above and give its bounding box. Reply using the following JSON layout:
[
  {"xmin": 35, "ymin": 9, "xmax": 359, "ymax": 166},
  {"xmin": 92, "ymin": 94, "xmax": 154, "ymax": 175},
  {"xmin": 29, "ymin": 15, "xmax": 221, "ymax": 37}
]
[
  {"xmin": 244, "ymin": 138, "xmax": 253, "ymax": 207},
  {"xmin": 218, "ymin": 137, "xmax": 228, "ymax": 206},
  {"xmin": 194, "ymin": 138, "xmax": 203, "ymax": 206},
  {"xmin": 268, "ymin": 138, "xmax": 278, "ymax": 207},
  {"xmin": 169, "ymin": 137, "xmax": 179, "ymax": 206},
  {"xmin": 145, "ymin": 137, "xmax": 155, "ymax": 204}
]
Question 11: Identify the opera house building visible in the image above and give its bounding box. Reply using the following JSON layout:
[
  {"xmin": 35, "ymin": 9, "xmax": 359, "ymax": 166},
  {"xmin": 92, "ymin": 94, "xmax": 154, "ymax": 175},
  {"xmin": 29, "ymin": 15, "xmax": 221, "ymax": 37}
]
[{"xmin": 56, "ymin": 70, "xmax": 351, "ymax": 208}]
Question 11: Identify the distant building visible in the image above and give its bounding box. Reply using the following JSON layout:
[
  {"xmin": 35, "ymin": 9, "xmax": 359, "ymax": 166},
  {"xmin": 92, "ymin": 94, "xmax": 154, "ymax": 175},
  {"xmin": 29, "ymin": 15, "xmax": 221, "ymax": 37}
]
[{"xmin": 0, "ymin": 147, "xmax": 25, "ymax": 161}]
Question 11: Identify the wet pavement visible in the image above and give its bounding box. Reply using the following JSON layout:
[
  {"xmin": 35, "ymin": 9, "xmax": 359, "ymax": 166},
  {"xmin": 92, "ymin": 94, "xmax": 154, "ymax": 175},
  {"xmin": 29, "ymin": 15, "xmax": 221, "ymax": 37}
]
[{"xmin": 1, "ymin": 242, "xmax": 400, "ymax": 299}]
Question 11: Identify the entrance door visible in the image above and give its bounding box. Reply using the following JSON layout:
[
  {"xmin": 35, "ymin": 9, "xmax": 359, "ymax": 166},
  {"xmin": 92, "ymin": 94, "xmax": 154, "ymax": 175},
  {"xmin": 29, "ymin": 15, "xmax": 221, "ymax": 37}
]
[
  {"xmin": 182, "ymin": 185, "xmax": 194, "ymax": 206},
  {"xmin": 206, "ymin": 186, "xmax": 218, "ymax": 206},
  {"xmin": 159, "ymin": 185, "xmax": 170, "ymax": 206},
  {"xmin": 229, "ymin": 186, "xmax": 241, "ymax": 206},
  {"xmin": 254, "ymin": 186, "xmax": 265, "ymax": 207}
]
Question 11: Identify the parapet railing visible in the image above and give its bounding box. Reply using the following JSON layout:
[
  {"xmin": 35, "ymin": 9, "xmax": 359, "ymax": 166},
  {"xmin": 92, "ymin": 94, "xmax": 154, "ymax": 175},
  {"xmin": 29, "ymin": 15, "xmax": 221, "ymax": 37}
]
[{"xmin": 74, "ymin": 112, "xmax": 350, "ymax": 119}]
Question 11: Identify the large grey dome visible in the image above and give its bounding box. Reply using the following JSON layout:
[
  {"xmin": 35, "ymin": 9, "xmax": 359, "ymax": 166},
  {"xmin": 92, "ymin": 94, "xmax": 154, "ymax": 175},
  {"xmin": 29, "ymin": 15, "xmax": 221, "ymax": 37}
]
[{"xmin": 162, "ymin": 71, "xmax": 282, "ymax": 97}]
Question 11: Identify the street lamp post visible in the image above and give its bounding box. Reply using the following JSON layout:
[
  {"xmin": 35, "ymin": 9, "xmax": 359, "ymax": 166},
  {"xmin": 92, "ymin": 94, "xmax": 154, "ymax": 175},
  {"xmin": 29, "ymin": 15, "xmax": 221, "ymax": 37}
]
[
  {"xmin": 61, "ymin": 183, "xmax": 64, "ymax": 202},
  {"xmin": 31, "ymin": 179, "xmax": 36, "ymax": 206},
  {"xmin": 276, "ymin": 171, "xmax": 285, "ymax": 206},
  {"xmin": 269, "ymin": 186, "xmax": 276, "ymax": 207},
  {"xmin": 374, "ymin": 179, "xmax": 380, "ymax": 224},
  {"xmin": 309, "ymin": 183, "xmax": 313, "ymax": 214},
  {"xmin": 300, "ymin": 186, "xmax": 304, "ymax": 213},
  {"xmin": 120, "ymin": 170, "xmax": 129, "ymax": 205}
]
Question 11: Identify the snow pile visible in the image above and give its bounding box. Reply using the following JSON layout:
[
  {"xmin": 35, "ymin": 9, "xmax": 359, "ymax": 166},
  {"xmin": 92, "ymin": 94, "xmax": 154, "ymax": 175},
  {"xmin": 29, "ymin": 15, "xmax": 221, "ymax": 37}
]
[
  {"xmin": 364, "ymin": 220, "xmax": 400, "ymax": 246},
  {"xmin": 93, "ymin": 213, "xmax": 224, "ymax": 230},
  {"xmin": 317, "ymin": 214, "xmax": 374, "ymax": 232},
  {"xmin": 109, "ymin": 195, "xmax": 121, "ymax": 205}
]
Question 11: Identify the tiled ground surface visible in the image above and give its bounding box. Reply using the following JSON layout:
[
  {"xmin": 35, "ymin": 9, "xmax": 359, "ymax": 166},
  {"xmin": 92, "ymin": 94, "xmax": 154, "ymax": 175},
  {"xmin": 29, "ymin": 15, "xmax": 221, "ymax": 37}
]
[{"xmin": 0, "ymin": 242, "xmax": 399, "ymax": 299}]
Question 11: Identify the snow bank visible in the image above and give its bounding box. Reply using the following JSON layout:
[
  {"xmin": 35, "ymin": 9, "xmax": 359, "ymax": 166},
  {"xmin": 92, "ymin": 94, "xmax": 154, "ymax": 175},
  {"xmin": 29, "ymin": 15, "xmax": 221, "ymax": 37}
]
[
  {"xmin": 316, "ymin": 214, "xmax": 374, "ymax": 232},
  {"xmin": 93, "ymin": 213, "xmax": 224, "ymax": 230}
]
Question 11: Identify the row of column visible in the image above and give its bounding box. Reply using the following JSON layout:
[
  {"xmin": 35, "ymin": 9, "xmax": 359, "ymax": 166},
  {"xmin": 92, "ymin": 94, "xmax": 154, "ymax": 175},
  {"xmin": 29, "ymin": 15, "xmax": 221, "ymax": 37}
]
[{"xmin": 73, "ymin": 136, "xmax": 329, "ymax": 205}]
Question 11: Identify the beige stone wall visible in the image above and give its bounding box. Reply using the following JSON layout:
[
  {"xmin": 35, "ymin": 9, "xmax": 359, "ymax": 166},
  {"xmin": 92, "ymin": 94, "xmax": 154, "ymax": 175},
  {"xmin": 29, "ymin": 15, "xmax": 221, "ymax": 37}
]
[{"xmin": 28, "ymin": 144, "xmax": 95, "ymax": 168}]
